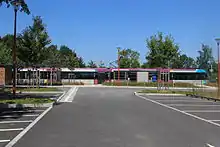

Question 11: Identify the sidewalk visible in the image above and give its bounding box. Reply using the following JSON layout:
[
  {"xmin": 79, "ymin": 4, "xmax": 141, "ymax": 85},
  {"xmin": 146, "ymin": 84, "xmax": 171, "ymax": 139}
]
[{"xmin": 5, "ymin": 84, "xmax": 217, "ymax": 90}]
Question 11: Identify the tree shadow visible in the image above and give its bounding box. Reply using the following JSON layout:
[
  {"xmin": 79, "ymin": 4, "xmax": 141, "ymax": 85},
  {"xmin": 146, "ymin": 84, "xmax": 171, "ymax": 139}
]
[{"xmin": 0, "ymin": 104, "xmax": 40, "ymax": 120}]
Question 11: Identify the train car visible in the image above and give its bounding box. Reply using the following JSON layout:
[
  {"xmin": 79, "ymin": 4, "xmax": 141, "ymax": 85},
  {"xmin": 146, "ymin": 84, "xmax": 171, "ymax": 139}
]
[
  {"xmin": 15, "ymin": 67, "xmax": 208, "ymax": 85},
  {"xmin": 17, "ymin": 67, "xmax": 61, "ymax": 85},
  {"xmin": 61, "ymin": 68, "xmax": 97, "ymax": 85},
  {"xmin": 170, "ymin": 69, "xmax": 207, "ymax": 84}
]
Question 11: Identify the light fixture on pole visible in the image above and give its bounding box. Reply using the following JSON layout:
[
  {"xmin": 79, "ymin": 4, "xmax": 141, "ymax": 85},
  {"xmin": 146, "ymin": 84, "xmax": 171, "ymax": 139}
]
[
  {"xmin": 117, "ymin": 47, "xmax": 121, "ymax": 85},
  {"xmin": 12, "ymin": 0, "xmax": 21, "ymax": 97},
  {"xmin": 215, "ymin": 38, "xmax": 220, "ymax": 98}
]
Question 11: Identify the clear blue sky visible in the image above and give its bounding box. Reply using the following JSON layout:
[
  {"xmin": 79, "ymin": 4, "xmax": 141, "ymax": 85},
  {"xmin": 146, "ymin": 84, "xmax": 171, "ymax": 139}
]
[{"xmin": 0, "ymin": 0, "xmax": 220, "ymax": 65}]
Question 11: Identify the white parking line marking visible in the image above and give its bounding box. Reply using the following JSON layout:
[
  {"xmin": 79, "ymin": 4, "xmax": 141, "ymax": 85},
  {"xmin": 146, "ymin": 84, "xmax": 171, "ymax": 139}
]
[
  {"xmin": 0, "ymin": 114, "xmax": 39, "ymax": 118},
  {"xmin": 0, "ymin": 140, "xmax": 10, "ymax": 143},
  {"xmin": 167, "ymin": 104, "xmax": 220, "ymax": 107},
  {"xmin": 59, "ymin": 87, "xmax": 78, "ymax": 102},
  {"xmin": 5, "ymin": 106, "xmax": 52, "ymax": 147},
  {"xmin": 66, "ymin": 87, "xmax": 78, "ymax": 102},
  {"xmin": 56, "ymin": 91, "xmax": 66, "ymax": 102},
  {"xmin": 0, "ymin": 120, "xmax": 33, "ymax": 124},
  {"xmin": 59, "ymin": 87, "xmax": 75, "ymax": 102},
  {"xmin": 184, "ymin": 110, "xmax": 220, "ymax": 113},
  {"xmin": 156, "ymin": 99, "xmax": 210, "ymax": 102},
  {"xmin": 0, "ymin": 128, "xmax": 24, "ymax": 132},
  {"xmin": 206, "ymin": 143, "xmax": 215, "ymax": 147},
  {"xmin": 63, "ymin": 87, "xmax": 75, "ymax": 102},
  {"xmin": 135, "ymin": 94, "xmax": 220, "ymax": 127}
]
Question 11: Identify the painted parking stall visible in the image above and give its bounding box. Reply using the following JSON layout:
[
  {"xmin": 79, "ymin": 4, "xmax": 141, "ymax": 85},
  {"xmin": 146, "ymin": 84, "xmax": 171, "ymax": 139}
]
[
  {"xmin": 135, "ymin": 93, "xmax": 220, "ymax": 147},
  {"xmin": 0, "ymin": 107, "xmax": 47, "ymax": 147}
]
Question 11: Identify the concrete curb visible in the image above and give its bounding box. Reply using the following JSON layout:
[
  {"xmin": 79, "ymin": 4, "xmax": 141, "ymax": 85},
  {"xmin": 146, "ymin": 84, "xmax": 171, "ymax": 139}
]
[
  {"xmin": 0, "ymin": 91, "xmax": 66, "ymax": 109},
  {"xmin": 19, "ymin": 91, "xmax": 63, "ymax": 94},
  {"xmin": 135, "ymin": 91, "xmax": 220, "ymax": 102},
  {"xmin": 186, "ymin": 94, "xmax": 220, "ymax": 102},
  {"xmin": 0, "ymin": 103, "xmax": 53, "ymax": 108},
  {"xmin": 136, "ymin": 93, "xmax": 185, "ymax": 96}
]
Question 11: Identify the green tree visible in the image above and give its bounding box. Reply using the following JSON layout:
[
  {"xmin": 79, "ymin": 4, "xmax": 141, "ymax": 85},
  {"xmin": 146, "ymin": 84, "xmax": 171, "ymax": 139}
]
[
  {"xmin": 0, "ymin": 0, "xmax": 30, "ymax": 14},
  {"xmin": 146, "ymin": 32, "xmax": 180, "ymax": 68},
  {"xmin": 77, "ymin": 57, "xmax": 86, "ymax": 68},
  {"xmin": 18, "ymin": 16, "xmax": 51, "ymax": 66},
  {"xmin": 98, "ymin": 60, "xmax": 105, "ymax": 68},
  {"xmin": 0, "ymin": 42, "xmax": 12, "ymax": 64},
  {"xmin": 141, "ymin": 62, "xmax": 150, "ymax": 68},
  {"xmin": 59, "ymin": 45, "xmax": 79, "ymax": 68},
  {"xmin": 0, "ymin": 34, "xmax": 14, "ymax": 50},
  {"xmin": 87, "ymin": 60, "xmax": 97, "ymax": 68},
  {"xmin": 43, "ymin": 45, "xmax": 60, "ymax": 67},
  {"xmin": 0, "ymin": 34, "xmax": 25, "ymax": 67},
  {"xmin": 196, "ymin": 44, "xmax": 214, "ymax": 71},
  {"xmin": 119, "ymin": 48, "xmax": 140, "ymax": 68},
  {"xmin": 175, "ymin": 54, "xmax": 196, "ymax": 68}
]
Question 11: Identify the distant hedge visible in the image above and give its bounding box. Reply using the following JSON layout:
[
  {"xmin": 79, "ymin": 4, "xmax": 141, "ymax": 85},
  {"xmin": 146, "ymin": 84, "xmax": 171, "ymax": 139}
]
[{"xmin": 103, "ymin": 81, "xmax": 197, "ymax": 88}]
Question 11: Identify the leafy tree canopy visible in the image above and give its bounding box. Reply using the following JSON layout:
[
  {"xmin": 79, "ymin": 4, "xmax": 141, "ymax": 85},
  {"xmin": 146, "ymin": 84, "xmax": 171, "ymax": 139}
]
[
  {"xmin": 146, "ymin": 32, "xmax": 180, "ymax": 68},
  {"xmin": 18, "ymin": 16, "xmax": 51, "ymax": 66},
  {"xmin": 87, "ymin": 60, "xmax": 97, "ymax": 68},
  {"xmin": 0, "ymin": 0, "xmax": 30, "ymax": 14},
  {"xmin": 119, "ymin": 48, "xmax": 140, "ymax": 68},
  {"xmin": 196, "ymin": 44, "xmax": 214, "ymax": 72}
]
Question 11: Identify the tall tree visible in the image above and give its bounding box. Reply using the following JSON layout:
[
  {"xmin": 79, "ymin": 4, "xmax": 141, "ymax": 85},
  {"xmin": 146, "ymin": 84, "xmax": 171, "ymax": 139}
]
[
  {"xmin": 196, "ymin": 44, "xmax": 214, "ymax": 72},
  {"xmin": 59, "ymin": 45, "xmax": 79, "ymax": 68},
  {"xmin": 18, "ymin": 16, "xmax": 51, "ymax": 66},
  {"xmin": 146, "ymin": 32, "xmax": 180, "ymax": 68},
  {"xmin": 87, "ymin": 60, "xmax": 97, "ymax": 68},
  {"xmin": 175, "ymin": 54, "xmax": 196, "ymax": 68},
  {"xmin": 0, "ymin": 42, "xmax": 12, "ymax": 64},
  {"xmin": 0, "ymin": 34, "xmax": 14, "ymax": 50},
  {"xmin": 0, "ymin": 0, "xmax": 30, "ymax": 14},
  {"xmin": 77, "ymin": 57, "xmax": 86, "ymax": 68},
  {"xmin": 98, "ymin": 60, "xmax": 105, "ymax": 68},
  {"xmin": 119, "ymin": 48, "xmax": 140, "ymax": 68},
  {"xmin": 141, "ymin": 62, "xmax": 150, "ymax": 68},
  {"xmin": 43, "ymin": 45, "xmax": 60, "ymax": 67}
]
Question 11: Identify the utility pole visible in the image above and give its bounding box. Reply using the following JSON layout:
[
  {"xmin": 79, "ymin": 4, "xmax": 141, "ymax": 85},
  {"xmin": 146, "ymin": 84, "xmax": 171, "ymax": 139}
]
[
  {"xmin": 215, "ymin": 38, "xmax": 220, "ymax": 98},
  {"xmin": 117, "ymin": 47, "xmax": 120, "ymax": 85},
  {"xmin": 12, "ymin": 2, "xmax": 19, "ymax": 97}
]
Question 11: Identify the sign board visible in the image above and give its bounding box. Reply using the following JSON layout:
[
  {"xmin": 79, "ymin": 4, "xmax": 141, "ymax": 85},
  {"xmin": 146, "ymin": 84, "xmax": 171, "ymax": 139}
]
[
  {"xmin": 137, "ymin": 72, "xmax": 149, "ymax": 82},
  {"xmin": 152, "ymin": 75, "xmax": 157, "ymax": 82}
]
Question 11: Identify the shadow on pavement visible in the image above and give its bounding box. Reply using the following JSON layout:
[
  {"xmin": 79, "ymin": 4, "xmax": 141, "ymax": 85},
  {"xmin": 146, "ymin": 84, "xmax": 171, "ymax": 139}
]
[{"xmin": 0, "ymin": 104, "xmax": 39, "ymax": 120}]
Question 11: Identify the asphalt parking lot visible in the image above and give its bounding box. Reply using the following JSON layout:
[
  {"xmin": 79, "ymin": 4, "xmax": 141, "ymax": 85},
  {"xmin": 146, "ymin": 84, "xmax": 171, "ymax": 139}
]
[
  {"xmin": 0, "ymin": 91, "xmax": 64, "ymax": 147},
  {"xmin": 7, "ymin": 87, "xmax": 220, "ymax": 147},
  {"xmin": 138, "ymin": 94, "xmax": 220, "ymax": 126},
  {"xmin": 0, "ymin": 107, "xmax": 47, "ymax": 147}
]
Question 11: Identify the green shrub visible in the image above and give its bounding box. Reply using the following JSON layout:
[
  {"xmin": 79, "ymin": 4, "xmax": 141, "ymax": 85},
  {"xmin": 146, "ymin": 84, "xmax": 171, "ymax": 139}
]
[
  {"xmin": 0, "ymin": 98, "xmax": 54, "ymax": 104},
  {"xmin": 103, "ymin": 81, "xmax": 196, "ymax": 88},
  {"xmin": 62, "ymin": 82, "xmax": 84, "ymax": 85}
]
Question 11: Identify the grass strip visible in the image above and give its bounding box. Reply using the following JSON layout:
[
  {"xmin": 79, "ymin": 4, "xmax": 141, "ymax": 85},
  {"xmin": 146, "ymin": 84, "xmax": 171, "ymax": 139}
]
[
  {"xmin": 0, "ymin": 98, "xmax": 54, "ymax": 104},
  {"xmin": 103, "ymin": 81, "xmax": 198, "ymax": 88}
]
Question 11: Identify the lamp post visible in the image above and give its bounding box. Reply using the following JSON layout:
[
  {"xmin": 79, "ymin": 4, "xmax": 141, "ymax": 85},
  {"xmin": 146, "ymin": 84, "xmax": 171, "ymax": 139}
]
[
  {"xmin": 117, "ymin": 47, "xmax": 121, "ymax": 85},
  {"xmin": 12, "ymin": 1, "xmax": 20, "ymax": 97},
  {"xmin": 215, "ymin": 38, "xmax": 220, "ymax": 98}
]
